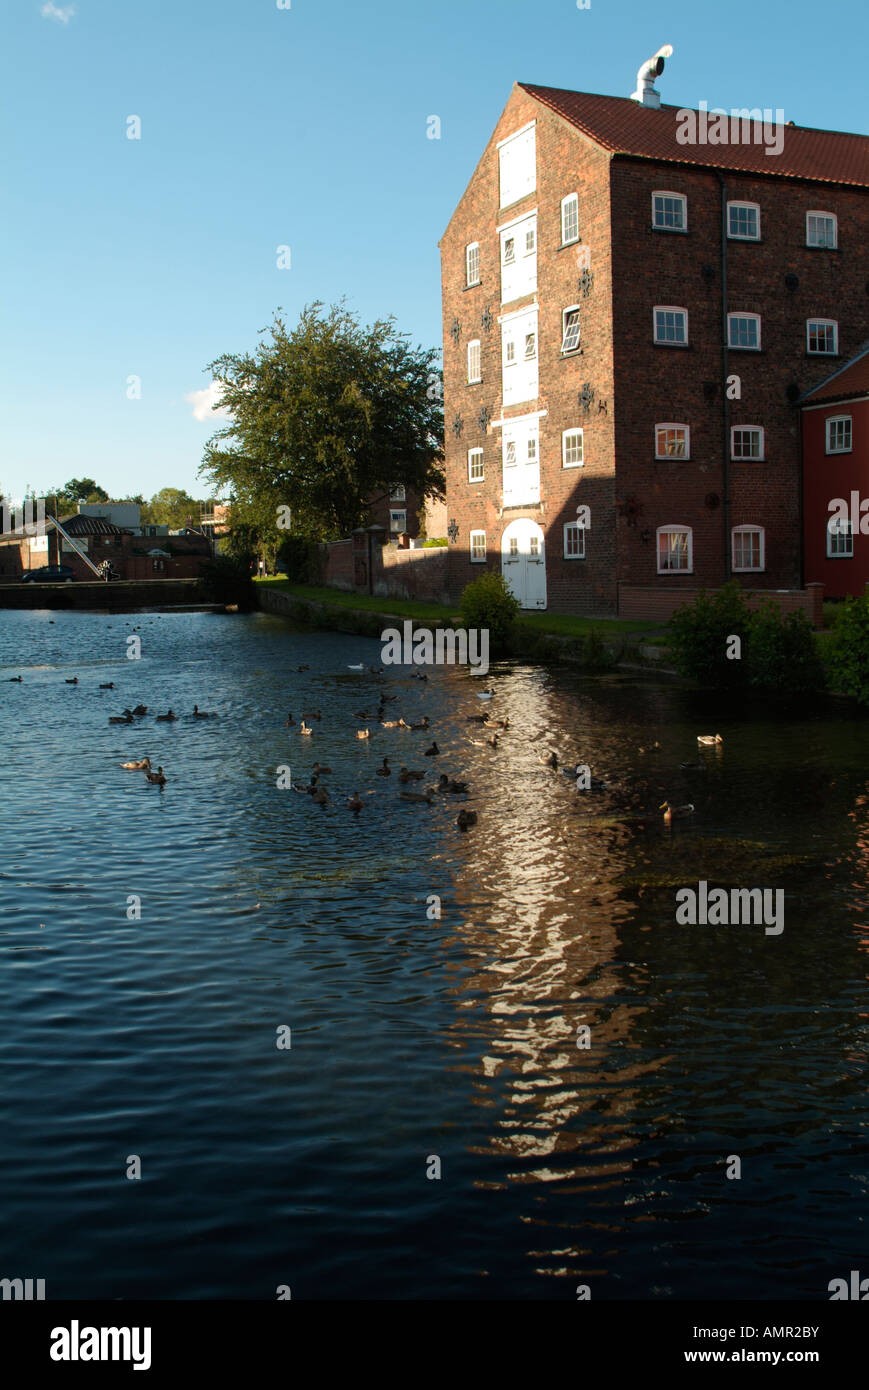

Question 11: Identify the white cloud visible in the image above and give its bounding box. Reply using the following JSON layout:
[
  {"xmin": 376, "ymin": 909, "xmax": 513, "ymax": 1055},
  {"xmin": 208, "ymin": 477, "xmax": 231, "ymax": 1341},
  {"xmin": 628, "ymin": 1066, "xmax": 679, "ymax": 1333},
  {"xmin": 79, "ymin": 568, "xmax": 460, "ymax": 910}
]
[
  {"xmin": 185, "ymin": 381, "xmax": 232, "ymax": 423},
  {"xmin": 41, "ymin": 3, "xmax": 76, "ymax": 23}
]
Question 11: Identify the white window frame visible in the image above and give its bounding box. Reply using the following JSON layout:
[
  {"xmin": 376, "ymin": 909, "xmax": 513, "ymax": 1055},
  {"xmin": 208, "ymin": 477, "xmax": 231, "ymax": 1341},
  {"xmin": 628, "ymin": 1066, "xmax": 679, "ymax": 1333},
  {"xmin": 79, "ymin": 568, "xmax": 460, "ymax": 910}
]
[
  {"xmin": 651, "ymin": 191, "xmax": 687, "ymax": 231},
  {"xmin": 825, "ymin": 416, "xmax": 853, "ymax": 454},
  {"xmin": 563, "ymin": 521, "xmax": 586, "ymax": 559},
  {"xmin": 561, "ymin": 193, "xmax": 579, "ymax": 246},
  {"xmin": 731, "ymin": 525, "xmax": 765, "ymax": 573},
  {"xmin": 502, "ymin": 236, "xmax": 516, "ymax": 265},
  {"xmin": 389, "ymin": 509, "xmax": 407, "ymax": 534},
  {"xmin": 469, "ymin": 529, "xmax": 487, "ymax": 563},
  {"xmin": 827, "ymin": 518, "xmax": 854, "ymax": 558},
  {"xmin": 656, "ymin": 525, "xmax": 693, "ymax": 574},
  {"xmin": 524, "ymin": 330, "xmax": 537, "ymax": 360},
  {"xmin": 561, "ymin": 305, "xmax": 581, "ymax": 354},
  {"xmin": 807, "ymin": 319, "xmax": 838, "ymax": 355},
  {"xmin": 806, "ymin": 211, "xmax": 838, "ymax": 249},
  {"xmin": 497, "ymin": 122, "xmax": 536, "ymax": 209},
  {"xmin": 467, "ymin": 447, "xmax": 484, "ymax": 482},
  {"xmin": 728, "ymin": 312, "xmax": 761, "ymax": 351},
  {"xmin": 655, "ymin": 423, "xmax": 690, "ymax": 460},
  {"xmin": 465, "ymin": 242, "xmax": 480, "ymax": 287},
  {"xmin": 653, "ymin": 306, "xmax": 688, "ymax": 345},
  {"xmin": 730, "ymin": 425, "xmax": 765, "ymax": 461},
  {"xmin": 562, "ymin": 428, "xmax": 584, "ymax": 468},
  {"xmin": 467, "ymin": 339, "xmax": 481, "ymax": 384},
  {"xmin": 727, "ymin": 201, "xmax": 761, "ymax": 240},
  {"xmin": 389, "ymin": 485, "xmax": 406, "ymax": 503}
]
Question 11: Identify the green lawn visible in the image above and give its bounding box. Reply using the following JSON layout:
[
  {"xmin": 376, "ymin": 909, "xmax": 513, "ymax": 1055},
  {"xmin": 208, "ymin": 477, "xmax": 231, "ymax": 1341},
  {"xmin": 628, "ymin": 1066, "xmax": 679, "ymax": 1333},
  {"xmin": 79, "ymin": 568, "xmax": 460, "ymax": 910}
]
[{"xmin": 257, "ymin": 579, "xmax": 663, "ymax": 639}]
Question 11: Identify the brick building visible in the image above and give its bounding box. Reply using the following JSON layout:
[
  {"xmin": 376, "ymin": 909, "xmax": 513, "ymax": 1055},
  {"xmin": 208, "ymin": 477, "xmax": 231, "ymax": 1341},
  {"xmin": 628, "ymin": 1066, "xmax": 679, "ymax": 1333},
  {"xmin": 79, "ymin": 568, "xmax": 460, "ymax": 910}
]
[
  {"xmin": 0, "ymin": 512, "xmax": 211, "ymax": 581},
  {"xmin": 801, "ymin": 343, "xmax": 869, "ymax": 597},
  {"xmin": 439, "ymin": 55, "xmax": 869, "ymax": 615}
]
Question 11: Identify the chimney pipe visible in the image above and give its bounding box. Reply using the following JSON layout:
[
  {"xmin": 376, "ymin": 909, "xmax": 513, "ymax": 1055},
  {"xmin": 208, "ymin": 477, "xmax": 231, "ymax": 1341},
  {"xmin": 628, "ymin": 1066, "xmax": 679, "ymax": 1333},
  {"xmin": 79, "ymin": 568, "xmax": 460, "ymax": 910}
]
[{"xmin": 631, "ymin": 45, "xmax": 673, "ymax": 108}]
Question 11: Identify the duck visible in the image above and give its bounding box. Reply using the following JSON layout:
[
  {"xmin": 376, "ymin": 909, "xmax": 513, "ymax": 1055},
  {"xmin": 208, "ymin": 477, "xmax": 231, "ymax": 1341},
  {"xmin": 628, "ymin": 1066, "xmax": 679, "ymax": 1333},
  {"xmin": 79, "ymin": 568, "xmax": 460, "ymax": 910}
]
[
  {"xmin": 638, "ymin": 741, "xmax": 661, "ymax": 753},
  {"xmin": 132, "ymin": 704, "xmax": 148, "ymax": 716},
  {"xmin": 456, "ymin": 809, "xmax": 477, "ymax": 830},
  {"xmin": 144, "ymin": 765, "xmax": 167, "ymax": 785},
  {"xmin": 398, "ymin": 766, "xmax": 425, "ymax": 783},
  {"xmin": 99, "ymin": 682, "xmax": 115, "ymax": 690},
  {"xmin": 347, "ymin": 663, "xmax": 365, "ymax": 671},
  {"xmin": 311, "ymin": 786, "xmax": 330, "ymax": 805},
  {"xmin": 412, "ymin": 671, "xmax": 428, "ymax": 681},
  {"xmin": 697, "ymin": 734, "xmax": 723, "ymax": 746},
  {"xmin": 120, "ymin": 757, "xmax": 151, "ymax": 770},
  {"xmin": 65, "ymin": 677, "xmax": 78, "ymax": 685},
  {"xmin": 437, "ymin": 774, "xmax": 468, "ymax": 794},
  {"xmin": 296, "ymin": 664, "xmax": 310, "ymax": 672},
  {"xmin": 193, "ymin": 705, "xmax": 215, "ymax": 719},
  {"xmin": 484, "ymin": 717, "xmax": 509, "ymax": 730},
  {"xmin": 400, "ymin": 791, "xmax": 433, "ymax": 805},
  {"xmin": 476, "ymin": 688, "xmax": 495, "ymax": 700},
  {"xmin": 347, "ymin": 792, "xmax": 364, "ymax": 813},
  {"xmin": 8, "ymin": 675, "xmax": 22, "ymax": 682},
  {"xmin": 285, "ymin": 712, "xmax": 296, "ymax": 726},
  {"xmin": 423, "ymin": 741, "xmax": 440, "ymax": 756},
  {"xmin": 381, "ymin": 694, "xmax": 398, "ymax": 703},
  {"xmin": 109, "ymin": 710, "xmax": 135, "ymax": 724},
  {"xmin": 156, "ymin": 710, "xmax": 177, "ymax": 722},
  {"xmin": 376, "ymin": 758, "xmax": 391, "ymax": 777},
  {"xmin": 487, "ymin": 734, "xmax": 500, "ymax": 749},
  {"xmin": 409, "ymin": 717, "xmax": 430, "ymax": 730},
  {"xmin": 312, "ymin": 762, "xmax": 332, "ymax": 776},
  {"xmin": 679, "ymin": 760, "xmax": 703, "ymax": 771},
  {"xmin": 466, "ymin": 714, "xmax": 487, "ymax": 724},
  {"xmin": 300, "ymin": 720, "xmax": 314, "ymax": 736},
  {"xmin": 660, "ymin": 801, "xmax": 695, "ymax": 824},
  {"xmin": 356, "ymin": 728, "xmax": 371, "ymax": 740},
  {"xmin": 540, "ymin": 751, "xmax": 558, "ymax": 769},
  {"xmin": 381, "ymin": 719, "xmax": 400, "ymax": 729},
  {"xmin": 303, "ymin": 710, "xmax": 322, "ymax": 721}
]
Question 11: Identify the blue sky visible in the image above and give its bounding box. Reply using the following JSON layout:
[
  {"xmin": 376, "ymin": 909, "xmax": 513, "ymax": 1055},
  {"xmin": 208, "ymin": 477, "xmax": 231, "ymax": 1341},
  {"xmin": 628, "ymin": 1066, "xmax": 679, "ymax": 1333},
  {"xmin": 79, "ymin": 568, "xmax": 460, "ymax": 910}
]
[{"xmin": 2, "ymin": 0, "xmax": 866, "ymax": 502}]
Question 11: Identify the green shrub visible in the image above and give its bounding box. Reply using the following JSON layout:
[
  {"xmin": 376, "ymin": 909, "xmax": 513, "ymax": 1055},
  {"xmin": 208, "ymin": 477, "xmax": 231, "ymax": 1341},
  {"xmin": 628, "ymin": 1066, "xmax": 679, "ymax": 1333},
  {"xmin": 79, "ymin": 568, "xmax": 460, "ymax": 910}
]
[
  {"xmin": 827, "ymin": 594, "xmax": 869, "ymax": 703},
  {"xmin": 582, "ymin": 627, "xmax": 618, "ymax": 669},
  {"xmin": 421, "ymin": 537, "xmax": 448, "ymax": 547},
  {"xmin": 459, "ymin": 570, "xmax": 521, "ymax": 653},
  {"xmin": 276, "ymin": 535, "xmax": 322, "ymax": 583},
  {"xmin": 198, "ymin": 554, "xmax": 257, "ymax": 609},
  {"xmin": 745, "ymin": 602, "xmax": 825, "ymax": 694},
  {"xmin": 667, "ymin": 582, "xmax": 751, "ymax": 686}
]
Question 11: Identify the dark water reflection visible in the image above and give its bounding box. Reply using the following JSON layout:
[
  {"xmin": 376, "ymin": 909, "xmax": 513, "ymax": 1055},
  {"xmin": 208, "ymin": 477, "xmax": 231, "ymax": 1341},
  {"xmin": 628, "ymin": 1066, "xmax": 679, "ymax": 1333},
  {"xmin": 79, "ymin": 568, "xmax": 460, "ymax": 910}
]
[{"xmin": 0, "ymin": 608, "xmax": 867, "ymax": 1299}]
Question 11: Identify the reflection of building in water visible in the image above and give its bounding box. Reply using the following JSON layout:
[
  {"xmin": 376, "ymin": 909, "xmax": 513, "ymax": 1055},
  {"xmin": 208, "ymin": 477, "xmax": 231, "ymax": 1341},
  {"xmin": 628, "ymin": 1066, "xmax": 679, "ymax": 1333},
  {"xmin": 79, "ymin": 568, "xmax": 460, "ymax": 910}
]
[{"xmin": 437, "ymin": 665, "xmax": 665, "ymax": 1185}]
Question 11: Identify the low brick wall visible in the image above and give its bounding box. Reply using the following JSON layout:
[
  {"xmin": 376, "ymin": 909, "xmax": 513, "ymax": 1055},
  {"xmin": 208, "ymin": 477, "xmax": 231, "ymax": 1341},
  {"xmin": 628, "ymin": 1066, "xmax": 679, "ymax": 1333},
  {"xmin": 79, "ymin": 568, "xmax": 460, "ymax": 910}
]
[
  {"xmin": 322, "ymin": 538, "xmax": 354, "ymax": 591},
  {"xmin": 0, "ymin": 578, "xmax": 206, "ymax": 610},
  {"xmin": 619, "ymin": 582, "xmax": 825, "ymax": 627},
  {"xmin": 374, "ymin": 545, "xmax": 450, "ymax": 604}
]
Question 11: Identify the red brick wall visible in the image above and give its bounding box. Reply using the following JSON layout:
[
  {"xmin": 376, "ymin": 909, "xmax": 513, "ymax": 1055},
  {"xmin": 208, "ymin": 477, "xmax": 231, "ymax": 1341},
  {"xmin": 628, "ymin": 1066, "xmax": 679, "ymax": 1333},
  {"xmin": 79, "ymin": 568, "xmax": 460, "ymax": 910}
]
[
  {"xmin": 802, "ymin": 395, "xmax": 869, "ymax": 597},
  {"xmin": 323, "ymin": 539, "xmax": 354, "ymax": 591},
  {"xmin": 374, "ymin": 545, "xmax": 450, "ymax": 603},
  {"xmin": 619, "ymin": 582, "xmax": 824, "ymax": 626}
]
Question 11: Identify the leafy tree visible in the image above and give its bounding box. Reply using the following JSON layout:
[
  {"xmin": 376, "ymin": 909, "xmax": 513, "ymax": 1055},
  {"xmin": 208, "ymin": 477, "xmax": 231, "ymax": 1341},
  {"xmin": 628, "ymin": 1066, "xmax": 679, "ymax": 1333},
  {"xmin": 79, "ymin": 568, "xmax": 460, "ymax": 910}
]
[
  {"xmin": 65, "ymin": 478, "xmax": 108, "ymax": 503},
  {"xmin": 141, "ymin": 487, "xmax": 201, "ymax": 529},
  {"xmin": 200, "ymin": 301, "xmax": 444, "ymax": 544},
  {"xmin": 827, "ymin": 594, "xmax": 869, "ymax": 703}
]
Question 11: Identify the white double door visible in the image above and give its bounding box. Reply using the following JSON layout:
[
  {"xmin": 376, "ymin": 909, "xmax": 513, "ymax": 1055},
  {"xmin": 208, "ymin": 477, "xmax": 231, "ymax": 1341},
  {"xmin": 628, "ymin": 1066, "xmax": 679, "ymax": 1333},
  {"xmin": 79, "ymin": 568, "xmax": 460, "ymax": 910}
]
[
  {"xmin": 501, "ymin": 415, "xmax": 540, "ymax": 507},
  {"xmin": 501, "ymin": 518, "xmax": 546, "ymax": 610}
]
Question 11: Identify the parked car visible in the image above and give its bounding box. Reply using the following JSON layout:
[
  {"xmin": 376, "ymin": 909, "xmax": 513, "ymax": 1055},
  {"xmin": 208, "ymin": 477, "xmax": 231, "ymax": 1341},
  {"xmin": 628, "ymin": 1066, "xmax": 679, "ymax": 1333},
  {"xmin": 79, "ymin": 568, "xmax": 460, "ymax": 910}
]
[{"xmin": 21, "ymin": 565, "xmax": 76, "ymax": 583}]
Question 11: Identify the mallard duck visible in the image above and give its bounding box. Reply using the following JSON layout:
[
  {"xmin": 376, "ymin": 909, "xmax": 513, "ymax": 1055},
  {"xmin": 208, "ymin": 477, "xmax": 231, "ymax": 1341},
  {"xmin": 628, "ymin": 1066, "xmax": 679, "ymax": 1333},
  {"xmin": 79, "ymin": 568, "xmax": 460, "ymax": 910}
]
[
  {"xmin": 65, "ymin": 677, "xmax": 78, "ymax": 685},
  {"xmin": 456, "ymin": 809, "xmax": 477, "ymax": 830},
  {"xmin": 156, "ymin": 710, "xmax": 176, "ymax": 722},
  {"xmin": 132, "ymin": 704, "xmax": 148, "ymax": 716},
  {"xmin": 286, "ymin": 712, "xmax": 295, "ymax": 726},
  {"xmin": 297, "ymin": 664, "xmax": 310, "ymax": 672},
  {"xmin": 381, "ymin": 719, "xmax": 400, "ymax": 729},
  {"xmin": 476, "ymin": 688, "xmax": 495, "ymax": 700},
  {"xmin": 400, "ymin": 790, "xmax": 433, "ymax": 805},
  {"xmin": 312, "ymin": 762, "xmax": 332, "ymax": 776},
  {"xmin": 398, "ymin": 766, "xmax": 425, "ymax": 783},
  {"xmin": 193, "ymin": 705, "xmax": 215, "ymax": 719},
  {"xmin": 304, "ymin": 710, "xmax": 322, "ymax": 721},
  {"xmin": 424, "ymin": 741, "xmax": 440, "ymax": 756},
  {"xmin": 484, "ymin": 717, "xmax": 509, "ymax": 730},
  {"xmin": 356, "ymin": 728, "xmax": 370, "ymax": 740},
  {"xmin": 540, "ymin": 751, "xmax": 558, "ymax": 769},
  {"xmin": 300, "ymin": 720, "xmax": 314, "ymax": 735},
  {"xmin": 466, "ymin": 714, "xmax": 487, "ymax": 723},
  {"xmin": 437, "ymin": 774, "xmax": 468, "ymax": 793},
  {"xmin": 487, "ymin": 734, "xmax": 500, "ymax": 748},
  {"xmin": 121, "ymin": 757, "xmax": 151, "ymax": 770},
  {"xmin": 375, "ymin": 758, "xmax": 391, "ymax": 777},
  {"xmin": 660, "ymin": 801, "xmax": 694, "ymax": 823},
  {"xmin": 347, "ymin": 792, "xmax": 364, "ymax": 812},
  {"xmin": 409, "ymin": 717, "xmax": 430, "ymax": 730},
  {"xmin": 697, "ymin": 734, "xmax": 723, "ymax": 746},
  {"xmin": 8, "ymin": 675, "xmax": 23, "ymax": 682},
  {"xmin": 347, "ymin": 663, "xmax": 365, "ymax": 671},
  {"xmin": 100, "ymin": 682, "xmax": 115, "ymax": 690},
  {"xmin": 144, "ymin": 765, "xmax": 167, "ymax": 785},
  {"xmin": 109, "ymin": 710, "xmax": 135, "ymax": 724},
  {"xmin": 311, "ymin": 786, "xmax": 330, "ymax": 805}
]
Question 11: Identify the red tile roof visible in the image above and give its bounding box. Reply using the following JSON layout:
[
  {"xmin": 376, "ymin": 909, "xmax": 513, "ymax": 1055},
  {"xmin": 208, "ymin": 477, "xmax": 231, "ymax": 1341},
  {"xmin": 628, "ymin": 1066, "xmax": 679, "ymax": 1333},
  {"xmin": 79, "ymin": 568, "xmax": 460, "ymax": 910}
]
[
  {"xmin": 801, "ymin": 343, "xmax": 869, "ymax": 404},
  {"xmin": 519, "ymin": 86, "xmax": 869, "ymax": 188}
]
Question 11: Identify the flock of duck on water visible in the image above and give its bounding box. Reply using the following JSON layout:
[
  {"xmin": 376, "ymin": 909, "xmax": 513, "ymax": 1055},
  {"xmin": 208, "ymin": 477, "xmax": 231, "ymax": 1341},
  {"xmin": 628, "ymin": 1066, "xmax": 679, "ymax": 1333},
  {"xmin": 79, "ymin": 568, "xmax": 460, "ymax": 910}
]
[{"xmin": 8, "ymin": 659, "xmax": 723, "ymax": 821}]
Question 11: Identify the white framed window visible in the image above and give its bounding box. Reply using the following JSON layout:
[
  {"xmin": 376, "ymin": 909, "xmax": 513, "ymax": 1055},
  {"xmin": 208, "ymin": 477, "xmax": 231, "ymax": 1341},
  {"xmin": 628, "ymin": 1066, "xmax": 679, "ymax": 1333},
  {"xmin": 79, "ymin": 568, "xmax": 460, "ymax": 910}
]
[
  {"xmin": 508, "ymin": 536, "xmax": 518, "ymax": 557},
  {"xmin": 505, "ymin": 340, "xmax": 516, "ymax": 363},
  {"xmin": 470, "ymin": 530, "xmax": 487, "ymax": 562},
  {"xmin": 389, "ymin": 485, "xmax": 406, "ymax": 502},
  {"xmin": 498, "ymin": 123, "xmax": 536, "ymax": 208},
  {"xmin": 500, "ymin": 213, "xmax": 536, "ymax": 302},
  {"xmin": 657, "ymin": 525, "xmax": 693, "ymax": 573},
  {"xmin": 389, "ymin": 510, "xmax": 407, "ymax": 534},
  {"xmin": 562, "ymin": 428, "xmax": 584, "ymax": 468},
  {"xmin": 732, "ymin": 525, "xmax": 765, "ymax": 572},
  {"xmin": 652, "ymin": 191, "xmax": 687, "ymax": 231},
  {"xmin": 731, "ymin": 426, "xmax": 764, "ymax": 460},
  {"xmin": 561, "ymin": 306, "xmax": 581, "ymax": 353},
  {"xmin": 727, "ymin": 201, "xmax": 761, "ymax": 240},
  {"xmin": 525, "ymin": 225, "xmax": 536, "ymax": 253},
  {"xmin": 806, "ymin": 211, "xmax": 837, "ymax": 249},
  {"xmin": 468, "ymin": 448, "xmax": 484, "ymax": 482},
  {"xmin": 529, "ymin": 535, "xmax": 540, "ymax": 557},
  {"xmin": 654, "ymin": 307, "xmax": 688, "ymax": 345},
  {"xmin": 563, "ymin": 521, "xmax": 585, "ymax": 559},
  {"xmin": 505, "ymin": 439, "xmax": 517, "ymax": 465},
  {"xmin": 524, "ymin": 331, "xmax": 536, "ymax": 359},
  {"xmin": 808, "ymin": 319, "xmax": 838, "ymax": 355},
  {"xmin": 465, "ymin": 242, "xmax": 480, "ymax": 286},
  {"xmin": 826, "ymin": 416, "xmax": 853, "ymax": 454},
  {"xmin": 827, "ymin": 519, "xmax": 853, "ymax": 558},
  {"xmin": 502, "ymin": 236, "xmax": 515, "ymax": 264},
  {"xmin": 561, "ymin": 193, "xmax": 579, "ymax": 245},
  {"xmin": 655, "ymin": 424, "xmax": 689, "ymax": 459},
  {"xmin": 467, "ymin": 339, "xmax": 481, "ymax": 384},
  {"xmin": 728, "ymin": 313, "xmax": 761, "ymax": 350}
]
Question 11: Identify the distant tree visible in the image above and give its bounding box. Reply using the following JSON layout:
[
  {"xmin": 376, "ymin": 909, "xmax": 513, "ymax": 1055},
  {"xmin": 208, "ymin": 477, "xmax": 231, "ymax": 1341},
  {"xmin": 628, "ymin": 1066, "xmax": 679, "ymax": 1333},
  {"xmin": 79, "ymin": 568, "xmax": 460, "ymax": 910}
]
[
  {"xmin": 141, "ymin": 487, "xmax": 201, "ymax": 530},
  {"xmin": 200, "ymin": 301, "xmax": 444, "ymax": 544},
  {"xmin": 65, "ymin": 478, "xmax": 108, "ymax": 503}
]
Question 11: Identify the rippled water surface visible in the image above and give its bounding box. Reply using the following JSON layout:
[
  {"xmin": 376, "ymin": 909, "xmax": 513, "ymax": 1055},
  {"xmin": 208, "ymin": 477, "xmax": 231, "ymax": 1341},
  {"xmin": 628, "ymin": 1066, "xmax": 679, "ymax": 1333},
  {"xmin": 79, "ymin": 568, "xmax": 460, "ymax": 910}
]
[{"xmin": 1, "ymin": 607, "xmax": 867, "ymax": 1299}]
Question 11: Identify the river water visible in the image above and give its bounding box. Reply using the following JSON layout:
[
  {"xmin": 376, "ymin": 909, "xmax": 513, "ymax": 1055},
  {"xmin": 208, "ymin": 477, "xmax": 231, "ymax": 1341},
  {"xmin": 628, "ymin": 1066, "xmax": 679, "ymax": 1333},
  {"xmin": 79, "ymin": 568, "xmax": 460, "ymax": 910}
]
[{"xmin": 0, "ymin": 607, "xmax": 866, "ymax": 1300}]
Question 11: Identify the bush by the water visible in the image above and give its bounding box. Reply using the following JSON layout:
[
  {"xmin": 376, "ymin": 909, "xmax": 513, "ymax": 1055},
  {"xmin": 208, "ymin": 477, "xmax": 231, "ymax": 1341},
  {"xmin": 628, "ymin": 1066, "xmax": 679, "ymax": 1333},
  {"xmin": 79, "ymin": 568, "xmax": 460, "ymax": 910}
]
[
  {"xmin": 827, "ymin": 593, "xmax": 869, "ymax": 704},
  {"xmin": 668, "ymin": 582, "xmax": 824, "ymax": 693},
  {"xmin": 459, "ymin": 570, "xmax": 520, "ymax": 652},
  {"xmin": 198, "ymin": 555, "xmax": 257, "ymax": 609}
]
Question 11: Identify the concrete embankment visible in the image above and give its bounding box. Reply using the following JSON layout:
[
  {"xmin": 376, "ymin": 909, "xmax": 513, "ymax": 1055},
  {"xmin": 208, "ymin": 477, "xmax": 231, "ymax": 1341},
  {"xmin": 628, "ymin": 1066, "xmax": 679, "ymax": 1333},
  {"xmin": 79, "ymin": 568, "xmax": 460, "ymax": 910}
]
[{"xmin": 0, "ymin": 578, "xmax": 216, "ymax": 612}]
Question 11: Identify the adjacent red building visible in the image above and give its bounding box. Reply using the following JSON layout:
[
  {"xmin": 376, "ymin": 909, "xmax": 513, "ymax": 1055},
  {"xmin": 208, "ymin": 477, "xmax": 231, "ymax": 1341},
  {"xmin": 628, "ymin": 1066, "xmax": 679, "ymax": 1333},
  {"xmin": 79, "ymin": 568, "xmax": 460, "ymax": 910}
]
[{"xmin": 802, "ymin": 344, "xmax": 869, "ymax": 597}]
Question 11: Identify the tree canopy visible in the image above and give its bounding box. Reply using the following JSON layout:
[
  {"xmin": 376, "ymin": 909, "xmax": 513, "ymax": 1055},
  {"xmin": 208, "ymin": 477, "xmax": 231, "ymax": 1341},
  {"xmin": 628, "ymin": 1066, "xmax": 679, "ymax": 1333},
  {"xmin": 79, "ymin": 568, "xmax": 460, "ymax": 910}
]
[
  {"xmin": 199, "ymin": 301, "xmax": 444, "ymax": 544},
  {"xmin": 140, "ymin": 487, "xmax": 201, "ymax": 529}
]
